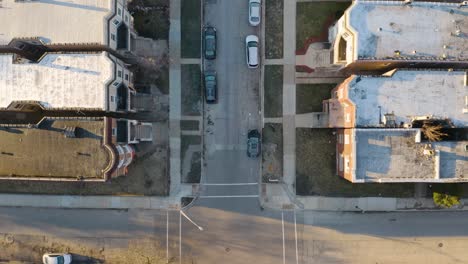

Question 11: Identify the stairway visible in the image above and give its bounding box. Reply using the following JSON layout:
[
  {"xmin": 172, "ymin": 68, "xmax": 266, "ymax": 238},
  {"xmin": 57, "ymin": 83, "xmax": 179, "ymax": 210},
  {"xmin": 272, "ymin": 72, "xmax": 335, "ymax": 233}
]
[{"xmin": 132, "ymin": 123, "xmax": 153, "ymax": 142}]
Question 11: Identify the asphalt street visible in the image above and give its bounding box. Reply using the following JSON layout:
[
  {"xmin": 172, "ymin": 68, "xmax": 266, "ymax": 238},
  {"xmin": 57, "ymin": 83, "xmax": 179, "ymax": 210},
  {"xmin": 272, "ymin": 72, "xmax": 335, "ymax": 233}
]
[{"xmin": 3, "ymin": 207, "xmax": 468, "ymax": 263}]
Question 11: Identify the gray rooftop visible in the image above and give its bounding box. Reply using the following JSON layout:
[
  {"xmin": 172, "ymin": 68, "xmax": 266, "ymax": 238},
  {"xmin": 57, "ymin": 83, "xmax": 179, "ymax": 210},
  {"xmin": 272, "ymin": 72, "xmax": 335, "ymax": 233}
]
[
  {"xmin": 0, "ymin": 0, "xmax": 112, "ymax": 45},
  {"xmin": 354, "ymin": 129, "xmax": 468, "ymax": 182},
  {"xmin": 348, "ymin": 70, "xmax": 467, "ymax": 127},
  {"xmin": 349, "ymin": 1, "xmax": 468, "ymax": 61},
  {"xmin": 0, "ymin": 53, "xmax": 113, "ymax": 109}
]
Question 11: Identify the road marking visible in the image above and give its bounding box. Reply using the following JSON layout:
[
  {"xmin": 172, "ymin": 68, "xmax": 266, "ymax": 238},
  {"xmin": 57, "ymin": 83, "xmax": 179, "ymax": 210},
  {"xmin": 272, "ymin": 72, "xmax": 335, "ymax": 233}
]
[
  {"xmin": 179, "ymin": 211, "xmax": 182, "ymax": 264},
  {"xmin": 215, "ymin": 144, "xmax": 248, "ymax": 150},
  {"xmin": 294, "ymin": 211, "xmax": 298, "ymax": 264},
  {"xmin": 166, "ymin": 211, "xmax": 169, "ymax": 264},
  {"xmin": 282, "ymin": 211, "xmax": 286, "ymax": 264},
  {"xmin": 199, "ymin": 195, "xmax": 259, "ymax": 198},
  {"xmin": 202, "ymin": 183, "xmax": 258, "ymax": 186}
]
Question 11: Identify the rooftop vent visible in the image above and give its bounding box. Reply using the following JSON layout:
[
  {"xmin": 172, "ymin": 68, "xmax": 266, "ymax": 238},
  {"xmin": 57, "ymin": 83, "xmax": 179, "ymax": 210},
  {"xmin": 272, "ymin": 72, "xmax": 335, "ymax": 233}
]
[{"xmin": 383, "ymin": 113, "xmax": 397, "ymax": 128}]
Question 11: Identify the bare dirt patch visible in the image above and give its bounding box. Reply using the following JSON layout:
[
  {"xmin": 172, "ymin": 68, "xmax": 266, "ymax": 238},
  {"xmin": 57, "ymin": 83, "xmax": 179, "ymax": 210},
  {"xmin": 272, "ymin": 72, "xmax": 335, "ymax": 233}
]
[
  {"xmin": 265, "ymin": 0, "xmax": 284, "ymax": 59},
  {"xmin": 264, "ymin": 65, "xmax": 283, "ymax": 118},
  {"xmin": 262, "ymin": 123, "xmax": 283, "ymax": 183}
]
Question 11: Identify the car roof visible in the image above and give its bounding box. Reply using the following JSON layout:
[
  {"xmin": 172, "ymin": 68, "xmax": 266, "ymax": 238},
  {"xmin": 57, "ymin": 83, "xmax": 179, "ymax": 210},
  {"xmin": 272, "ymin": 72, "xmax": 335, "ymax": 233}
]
[
  {"xmin": 250, "ymin": 4, "xmax": 260, "ymax": 17},
  {"xmin": 248, "ymin": 47, "xmax": 258, "ymax": 66}
]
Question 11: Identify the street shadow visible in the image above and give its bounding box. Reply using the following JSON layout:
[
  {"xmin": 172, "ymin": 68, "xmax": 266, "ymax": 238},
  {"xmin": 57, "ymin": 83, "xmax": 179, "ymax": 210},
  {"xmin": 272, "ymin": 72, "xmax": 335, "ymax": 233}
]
[
  {"xmin": 71, "ymin": 253, "xmax": 104, "ymax": 264},
  {"xmin": 0, "ymin": 127, "xmax": 24, "ymax": 134},
  {"xmin": 38, "ymin": 0, "xmax": 108, "ymax": 12}
]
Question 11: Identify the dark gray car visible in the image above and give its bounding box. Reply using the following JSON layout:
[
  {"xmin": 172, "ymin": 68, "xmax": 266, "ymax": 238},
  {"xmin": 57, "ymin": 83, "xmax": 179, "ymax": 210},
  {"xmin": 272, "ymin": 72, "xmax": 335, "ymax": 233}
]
[
  {"xmin": 203, "ymin": 26, "xmax": 217, "ymax": 60},
  {"xmin": 247, "ymin": 129, "xmax": 261, "ymax": 158},
  {"xmin": 204, "ymin": 71, "xmax": 217, "ymax": 104}
]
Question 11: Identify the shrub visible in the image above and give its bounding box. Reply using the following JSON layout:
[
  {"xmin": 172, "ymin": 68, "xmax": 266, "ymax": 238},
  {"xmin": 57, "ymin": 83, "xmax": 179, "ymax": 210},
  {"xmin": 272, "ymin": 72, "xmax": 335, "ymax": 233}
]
[{"xmin": 433, "ymin": 192, "xmax": 460, "ymax": 208}]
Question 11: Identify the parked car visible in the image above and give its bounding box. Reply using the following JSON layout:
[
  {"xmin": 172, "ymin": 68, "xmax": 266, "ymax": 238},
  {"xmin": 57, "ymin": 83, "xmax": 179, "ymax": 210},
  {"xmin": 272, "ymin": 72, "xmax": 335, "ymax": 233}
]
[
  {"xmin": 248, "ymin": 0, "xmax": 261, "ymax": 26},
  {"xmin": 203, "ymin": 26, "xmax": 217, "ymax": 60},
  {"xmin": 204, "ymin": 71, "xmax": 217, "ymax": 104},
  {"xmin": 245, "ymin": 35, "xmax": 259, "ymax": 68},
  {"xmin": 247, "ymin": 129, "xmax": 261, "ymax": 158},
  {"xmin": 42, "ymin": 253, "xmax": 72, "ymax": 264}
]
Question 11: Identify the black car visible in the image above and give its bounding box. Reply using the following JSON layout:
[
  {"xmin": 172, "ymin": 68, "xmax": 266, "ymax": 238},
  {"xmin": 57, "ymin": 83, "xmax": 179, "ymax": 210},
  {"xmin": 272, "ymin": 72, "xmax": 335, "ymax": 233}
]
[
  {"xmin": 204, "ymin": 71, "xmax": 217, "ymax": 104},
  {"xmin": 203, "ymin": 26, "xmax": 217, "ymax": 60},
  {"xmin": 247, "ymin": 129, "xmax": 261, "ymax": 158}
]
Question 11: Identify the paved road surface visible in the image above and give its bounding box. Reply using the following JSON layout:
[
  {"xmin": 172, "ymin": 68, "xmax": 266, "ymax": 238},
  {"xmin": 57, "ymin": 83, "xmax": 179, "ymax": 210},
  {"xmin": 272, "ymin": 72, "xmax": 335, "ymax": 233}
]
[{"xmin": 3, "ymin": 207, "xmax": 468, "ymax": 263}]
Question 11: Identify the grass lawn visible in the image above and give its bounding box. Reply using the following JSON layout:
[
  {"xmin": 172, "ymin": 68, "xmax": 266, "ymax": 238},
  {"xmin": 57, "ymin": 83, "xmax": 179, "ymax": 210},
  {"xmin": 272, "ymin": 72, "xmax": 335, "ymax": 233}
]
[
  {"xmin": 181, "ymin": 64, "xmax": 202, "ymax": 116},
  {"xmin": 181, "ymin": 135, "xmax": 202, "ymax": 183},
  {"xmin": 262, "ymin": 123, "xmax": 283, "ymax": 182},
  {"xmin": 265, "ymin": 0, "xmax": 284, "ymax": 59},
  {"xmin": 296, "ymin": 83, "xmax": 336, "ymax": 114},
  {"xmin": 295, "ymin": 128, "xmax": 415, "ymax": 197},
  {"xmin": 129, "ymin": 0, "xmax": 170, "ymax": 40},
  {"xmin": 181, "ymin": 0, "xmax": 201, "ymax": 58},
  {"xmin": 296, "ymin": 2, "xmax": 350, "ymax": 51},
  {"xmin": 264, "ymin": 65, "xmax": 283, "ymax": 118},
  {"xmin": 180, "ymin": 120, "xmax": 200, "ymax": 131}
]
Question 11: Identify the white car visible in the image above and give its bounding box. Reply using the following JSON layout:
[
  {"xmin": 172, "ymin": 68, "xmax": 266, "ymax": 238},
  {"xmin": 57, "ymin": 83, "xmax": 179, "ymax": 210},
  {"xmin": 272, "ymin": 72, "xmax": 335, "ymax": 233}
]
[
  {"xmin": 245, "ymin": 35, "xmax": 259, "ymax": 68},
  {"xmin": 42, "ymin": 253, "xmax": 72, "ymax": 264},
  {"xmin": 249, "ymin": 0, "xmax": 261, "ymax": 26}
]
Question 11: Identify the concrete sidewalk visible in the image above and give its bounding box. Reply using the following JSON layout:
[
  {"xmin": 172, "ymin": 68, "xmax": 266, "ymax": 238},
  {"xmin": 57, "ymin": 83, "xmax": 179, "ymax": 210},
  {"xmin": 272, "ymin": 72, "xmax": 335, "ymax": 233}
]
[
  {"xmin": 262, "ymin": 184, "xmax": 468, "ymax": 211},
  {"xmin": 169, "ymin": 0, "xmax": 182, "ymax": 196},
  {"xmin": 282, "ymin": 0, "xmax": 297, "ymax": 196},
  {"xmin": 0, "ymin": 184, "xmax": 195, "ymax": 210}
]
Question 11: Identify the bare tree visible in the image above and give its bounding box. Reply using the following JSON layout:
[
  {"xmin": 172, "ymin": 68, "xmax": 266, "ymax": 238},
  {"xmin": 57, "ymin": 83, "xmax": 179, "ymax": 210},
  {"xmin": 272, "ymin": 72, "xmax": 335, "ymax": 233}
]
[{"xmin": 422, "ymin": 123, "xmax": 448, "ymax": 142}]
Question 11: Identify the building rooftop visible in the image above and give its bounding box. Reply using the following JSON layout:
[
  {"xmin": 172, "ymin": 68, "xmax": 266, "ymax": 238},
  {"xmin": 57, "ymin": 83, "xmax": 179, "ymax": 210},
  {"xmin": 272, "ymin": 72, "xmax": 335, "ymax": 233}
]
[
  {"xmin": 354, "ymin": 129, "xmax": 468, "ymax": 182},
  {"xmin": 0, "ymin": 52, "xmax": 113, "ymax": 109},
  {"xmin": 0, "ymin": 118, "xmax": 112, "ymax": 179},
  {"xmin": 0, "ymin": 0, "xmax": 112, "ymax": 45},
  {"xmin": 348, "ymin": 1, "xmax": 468, "ymax": 61},
  {"xmin": 347, "ymin": 70, "xmax": 467, "ymax": 127}
]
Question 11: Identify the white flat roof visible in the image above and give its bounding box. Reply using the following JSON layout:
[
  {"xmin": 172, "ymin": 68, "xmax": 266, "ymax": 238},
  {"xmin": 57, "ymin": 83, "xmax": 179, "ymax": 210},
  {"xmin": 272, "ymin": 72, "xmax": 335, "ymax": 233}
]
[
  {"xmin": 349, "ymin": 1, "xmax": 468, "ymax": 60},
  {"xmin": 355, "ymin": 129, "xmax": 468, "ymax": 182},
  {"xmin": 0, "ymin": 53, "xmax": 114, "ymax": 109},
  {"xmin": 0, "ymin": 0, "xmax": 112, "ymax": 45},
  {"xmin": 348, "ymin": 70, "xmax": 467, "ymax": 127}
]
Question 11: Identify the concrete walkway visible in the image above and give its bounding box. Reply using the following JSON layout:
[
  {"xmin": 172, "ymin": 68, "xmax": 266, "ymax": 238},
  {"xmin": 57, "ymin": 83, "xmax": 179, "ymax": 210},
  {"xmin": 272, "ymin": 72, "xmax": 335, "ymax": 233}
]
[
  {"xmin": 169, "ymin": 0, "xmax": 182, "ymax": 196},
  {"xmin": 2, "ymin": 184, "xmax": 465, "ymax": 212},
  {"xmin": 261, "ymin": 184, "xmax": 468, "ymax": 211},
  {"xmin": 282, "ymin": 0, "xmax": 297, "ymax": 195},
  {"xmin": 0, "ymin": 184, "xmax": 195, "ymax": 210}
]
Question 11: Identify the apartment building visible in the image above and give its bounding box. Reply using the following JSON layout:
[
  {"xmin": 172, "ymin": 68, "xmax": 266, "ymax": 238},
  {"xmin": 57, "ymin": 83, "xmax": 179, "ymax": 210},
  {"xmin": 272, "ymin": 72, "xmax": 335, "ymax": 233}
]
[
  {"xmin": 0, "ymin": 0, "xmax": 134, "ymax": 51},
  {"xmin": 0, "ymin": 51, "xmax": 147, "ymax": 113},
  {"xmin": 0, "ymin": 117, "xmax": 139, "ymax": 180},
  {"xmin": 323, "ymin": 69, "xmax": 468, "ymax": 182},
  {"xmin": 329, "ymin": 1, "xmax": 468, "ymax": 72},
  {"xmin": 0, "ymin": 0, "xmax": 155, "ymax": 181}
]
